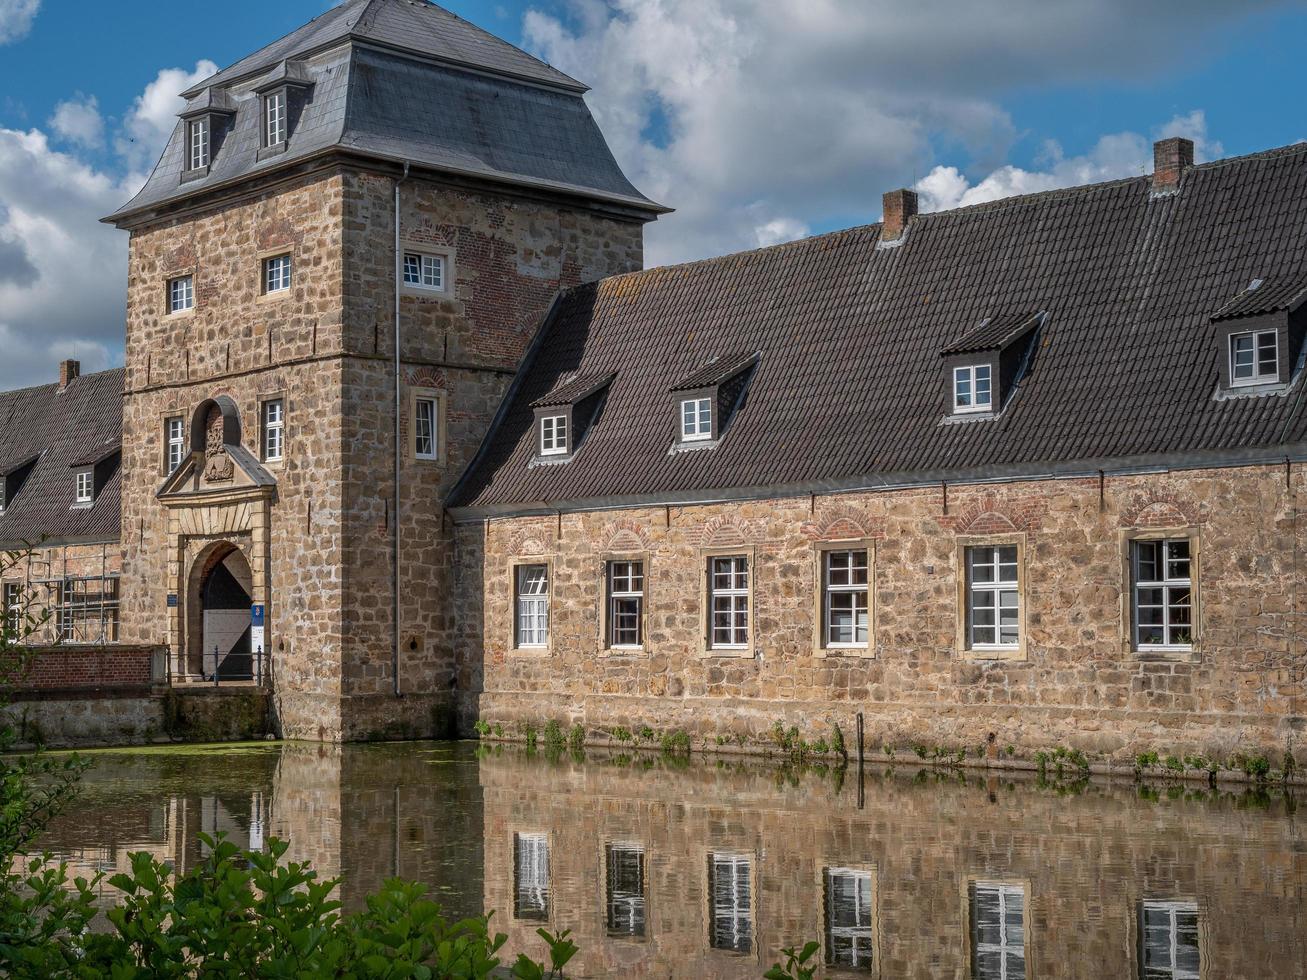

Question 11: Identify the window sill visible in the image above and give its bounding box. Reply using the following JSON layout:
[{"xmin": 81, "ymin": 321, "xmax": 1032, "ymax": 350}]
[
  {"xmin": 257, "ymin": 289, "xmax": 292, "ymax": 305},
  {"xmin": 400, "ymin": 284, "xmax": 451, "ymax": 299},
  {"xmin": 166, "ymin": 308, "xmax": 195, "ymax": 319},
  {"xmin": 1134, "ymin": 646, "xmax": 1196, "ymax": 661},
  {"xmin": 256, "ymin": 142, "xmax": 288, "ymax": 162},
  {"xmin": 698, "ymin": 646, "xmax": 755, "ymax": 659},
  {"xmin": 601, "ymin": 646, "xmax": 645, "ymax": 657},
  {"xmin": 960, "ymin": 646, "xmax": 1025, "ymax": 662},
  {"xmin": 814, "ymin": 645, "xmax": 874, "ymax": 659},
  {"xmin": 509, "ymin": 646, "xmax": 551, "ymax": 659},
  {"xmin": 180, "ymin": 166, "xmax": 210, "ymax": 184}
]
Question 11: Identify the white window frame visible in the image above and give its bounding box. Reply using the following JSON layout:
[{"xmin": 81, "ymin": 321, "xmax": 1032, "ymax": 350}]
[
  {"xmin": 1138, "ymin": 900, "xmax": 1200, "ymax": 980},
  {"xmin": 188, "ymin": 117, "xmax": 210, "ymax": 171},
  {"xmin": 402, "ymin": 251, "xmax": 446, "ymax": 292},
  {"xmin": 1229, "ymin": 328, "xmax": 1278, "ymax": 386},
  {"xmin": 965, "ymin": 544, "xmax": 1020, "ymax": 650},
  {"xmin": 824, "ymin": 867, "xmax": 874, "ymax": 972},
  {"xmin": 539, "ymin": 414, "xmax": 568, "ymax": 456},
  {"xmin": 707, "ymin": 852, "xmax": 753, "ymax": 954},
  {"xmin": 681, "ymin": 397, "xmax": 712, "ymax": 441},
  {"xmin": 606, "ymin": 560, "xmax": 645, "ymax": 649},
  {"xmin": 2, "ymin": 582, "xmax": 21, "ymax": 638},
  {"xmin": 262, "ymin": 399, "xmax": 285, "ymax": 462},
  {"xmin": 823, "ymin": 549, "xmax": 869, "ymax": 649},
  {"xmin": 264, "ymin": 90, "xmax": 287, "ymax": 147},
  {"xmin": 513, "ymin": 832, "xmax": 550, "ymax": 921},
  {"xmin": 414, "ymin": 396, "xmax": 438, "ymax": 461},
  {"xmin": 1131, "ymin": 538, "xmax": 1193, "ymax": 651},
  {"xmin": 604, "ymin": 842, "xmax": 647, "ymax": 938},
  {"xmin": 166, "ymin": 417, "xmax": 185, "ymax": 472},
  {"xmin": 264, "ymin": 254, "xmax": 292, "ymax": 294},
  {"xmin": 74, "ymin": 470, "xmax": 93, "ymax": 505},
  {"xmin": 168, "ymin": 275, "xmax": 194, "ymax": 314},
  {"xmin": 953, "ymin": 363, "xmax": 993, "ymax": 413},
  {"xmin": 709, "ymin": 555, "xmax": 749, "ymax": 650},
  {"xmin": 971, "ymin": 881, "xmax": 1026, "ymax": 980},
  {"xmin": 514, "ymin": 564, "xmax": 550, "ymax": 649}
]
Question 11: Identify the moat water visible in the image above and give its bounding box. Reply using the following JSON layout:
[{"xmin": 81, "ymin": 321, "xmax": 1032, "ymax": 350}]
[{"xmin": 38, "ymin": 741, "xmax": 1307, "ymax": 978}]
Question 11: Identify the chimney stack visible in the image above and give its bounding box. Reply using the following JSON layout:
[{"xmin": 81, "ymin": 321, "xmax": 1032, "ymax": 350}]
[
  {"xmin": 1152, "ymin": 137, "xmax": 1194, "ymax": 194},
  {"xmin": 58, "ymin": 359, "xmax": 80, "ymax": 390},
  {"xmin": 881, "ymin": 188, "xmax": 918, "ymax": 243}
]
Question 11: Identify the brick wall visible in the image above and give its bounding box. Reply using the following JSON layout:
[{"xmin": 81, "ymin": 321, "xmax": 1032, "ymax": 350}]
[{"xmin": 7, "ymin": 644, "xmax": 159, "ymax": 693}]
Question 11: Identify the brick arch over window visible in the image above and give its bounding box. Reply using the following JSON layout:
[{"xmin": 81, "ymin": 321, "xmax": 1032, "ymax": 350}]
[
  {"xmin": 943, "ymin": 494, "xmax": 1046, "ymax": 534},
  {"xmin": 189, "ymin": 395, "xmax": 243, "ymax": 453},
  {"xmin": 1121, "ymin": 497, "xmax": 1198, "ymax": 529},
  {"xmin": 698, "ymin": 515, "xmax": 755, "ymax": 548},
  {"xmin": 603, "ymin": 519, "xmax": 653, "ymax": 553},
  {"xmin": 801, "ymin": 506, "xmax": 882, "ymax": 541}
]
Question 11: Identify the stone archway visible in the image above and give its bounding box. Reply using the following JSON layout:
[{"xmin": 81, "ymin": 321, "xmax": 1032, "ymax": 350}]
[{"xmin": 188, "ymin": 542, "xmax": 254, "ymax": 680}]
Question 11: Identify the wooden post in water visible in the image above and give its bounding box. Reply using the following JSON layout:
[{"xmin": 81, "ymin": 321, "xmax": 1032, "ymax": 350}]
[{"xmin": 856, "ymin": 712, "xmax": 865, "ymax": 809}]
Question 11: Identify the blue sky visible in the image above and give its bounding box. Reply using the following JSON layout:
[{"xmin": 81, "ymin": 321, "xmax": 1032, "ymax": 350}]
[{"xmin": 0, "ymin": 0, "xmax": 1305, "ymax": 388}]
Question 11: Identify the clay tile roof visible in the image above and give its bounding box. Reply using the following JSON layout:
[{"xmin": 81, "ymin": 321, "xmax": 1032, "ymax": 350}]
[
  {"xmin": 530, "ymin": 372, "xmax": 615, "ymax": 409},
  {"xmin": 1211, "ymin": 278, "xmax": 1307, "ymax": 321},
  {"xmin": 0, "ymin": 368, "xmax": 123, "ymax": 547},
  {"xmin": 670, "ymin": 352, "xmax": 759, "ymax": 391},
  {"xmin": 450, "ymin": 142, "xmax": 1307, "ymax": 514},
  {"xmin": 939, "ymin": 312, "xmax": 1043, "ymax": 357}
]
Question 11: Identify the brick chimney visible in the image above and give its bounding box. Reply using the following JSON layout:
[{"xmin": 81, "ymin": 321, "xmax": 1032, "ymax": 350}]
[
  {"xmin": 881, "ymin": 188, "xmax": 918, "ymax": 243},
  {"xmin": 1152, "ymin": 137, "xmax": 1194, "ymax": 194},
  {"xmin": 58, "ymin": 359, "xmax": 80, "ymax": 390}
]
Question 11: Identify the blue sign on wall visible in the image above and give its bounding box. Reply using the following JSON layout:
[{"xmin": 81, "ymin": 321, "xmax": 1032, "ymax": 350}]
[
  {"xmin": 251, "ymin": 605, "xmax": 265, "ymax": 626},
  {"xmin": 167, "ymin": 593, "xmax": 178, "ymax": 608}
]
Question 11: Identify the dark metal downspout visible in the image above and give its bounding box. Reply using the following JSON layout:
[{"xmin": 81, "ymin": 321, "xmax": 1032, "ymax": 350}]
[{"xmin": 393, "ymin": 161, "xmax": 410, "ymax": 698}]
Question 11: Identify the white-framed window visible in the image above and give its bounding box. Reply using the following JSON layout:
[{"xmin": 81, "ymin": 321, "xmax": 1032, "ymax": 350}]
[
  {"xmin": 515, "ymin": 564, "xmax": 549, "ymax": 648},
  {"xmin": 605, "ymin": 843, "xmax": 646, "ymax": 938},
  {"xmin": 824, "ymin": 867, "xmax": 874, "ymax": 971},
  {"xmin": 74, "ymin": 470, "xmax": 93, "ymax": 505},
  {"xmin": 681, "ymin": 397, "xmax": 712, "ymax": 441},
  {"xmin": 954, "ymin": 364, "xmax": 993, "ymax": 413},
  {"xmin": 414, "ymin": 397, "xmax": 438, "ymax": 460},
  {"xmin": 971, "ymin": 882, "xmax": 1025, "ymax": 980},
  {"xmin": 264, "ymin": 254, "xmax": 292, "ymax": 294},
  {"xmin": 168, "ymin": 275, "xmax": 194, "ymax": 314},
  {"xmin": 607, "ymin": 560, "xmax": 644, "ymax": 648},
  {"xmin": 0, "ymin": 482, "xmax": 6, "ymax": 514},
  {"xmin": 2, "ymin": 582, "xmax": 21, "ymax": 639},
  {"xmin": 823, "ymin": 549, "xmax": 869, "ymax": 648},
  {"xmin": 188, "ymin": 117, "xmax": 210, "ymax": 171},
  {"xmin": 1229, "ymin": 329, "xmax": 1277, "ymax": 385},
  {"xmin": 1132, "ymin": 539, "xmax": 1193, "ymax": 650},
  {"xmin": 402, "ymin": 251, "xmax": 446, "ymax": 291},
  {"xmin": 264, "ymin": 90, "xmax": 287, "ymax": 146},
  {"xmin": 966, "ymin": 545, "xmax": 1019, "ymax": 649},
  {"xmin": 262, "ymin": 399, "xmax": 284, "ymax": 462},
  {"xmin": 708, "ymin": 852, "xmax": 752, "ymax": 954},
  {"xmin": 166, "ymin": 416, "xmax": 186, "ymax": 472},
  {"xmin": 709, "ymin": 555, "xmax": 749, "ymax": 649},
  {"xmin": 513, "ymin": 833, "xmax": 550, "ymax": 921},
  {"xmin": 539, "ymin": 415, "xmax": 568, "ymax": 456},
  {"xmin": 1138, "ymin": 900, "xmax": 1200, "ymax": 980}
]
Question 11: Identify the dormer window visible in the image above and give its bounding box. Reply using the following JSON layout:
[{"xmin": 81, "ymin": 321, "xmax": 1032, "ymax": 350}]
[
  {"xmin": 680, "ymin": 397, "xmax": 712, "ymax": 441},
  {"xmin": 1229, "ymin": 329, "xmax": 1278, "ymax": 385},
  {"xmin": 540, "ymin": 415, "xmax": 568, "ymax": 456},
  {"xmin": 265, "ymin": 90, "xmax": 287, "ymax": 147},
  {"xmin": 953, "ymin": 364, "xmax": 992, "ymax": 413},
  {"xmin": 188, "ymin": 117, "xmax": 210, "ymax": 171},
  {"xmin": 177, "ymin": 87, "xmax": 235, "ymax": 180},
  {"xmin": 0, "ymin": 456, "xmax": 36, "ymax": 516},
  {"xmin": 74, "ymin": 470, "xmax": 93, "ymax": 506}
]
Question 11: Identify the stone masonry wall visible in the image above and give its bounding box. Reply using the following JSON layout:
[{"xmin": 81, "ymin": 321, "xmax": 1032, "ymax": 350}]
[
  {"xmin": 458, "ymin": 463, "xmax": 1307, "ymax": 766},
  {"xmin": 335, "ymin": 172, "xmax": 645, "ymax": 739},
  {"xmin": 1, "ymin": 541, "xmax": 123, "ymax": 644}
]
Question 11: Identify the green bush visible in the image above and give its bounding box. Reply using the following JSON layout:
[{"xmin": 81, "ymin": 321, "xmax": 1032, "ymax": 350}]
[
  {"xmin": 830, "ymin": 723, "xmax": 846, "ymax": 760},
  {"xmin": 521, "ymin": 722, "xmax": 539, "ymax": 750},
  {"xmin": 568, "ymin": 724, "xmax": 585, "ymax": 752},
  {"xmin": 473, "ymin": 719, "xmax": 491, "ymax": 737},
  {"xmin": 660, "ymin": 729, "xmax": 692, "ymax": 755},
  {"xmin": 543, "ymin": 719, "xmax": 564, "ymax": 748},
  {"xmin": 611, "ymin": 726, "xmax": 632, "ymax": 743}
]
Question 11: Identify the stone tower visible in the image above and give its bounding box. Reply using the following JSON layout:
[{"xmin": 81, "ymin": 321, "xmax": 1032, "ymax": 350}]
[{"xmin": 105, "ymin": 0, "xmax": 664, "ymax": 739}]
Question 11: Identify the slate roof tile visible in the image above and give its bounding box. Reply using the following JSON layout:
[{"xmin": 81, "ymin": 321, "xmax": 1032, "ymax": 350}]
[{"xmin": 451, "ymin": 143, "xmax": 1307, "ymax": 512}]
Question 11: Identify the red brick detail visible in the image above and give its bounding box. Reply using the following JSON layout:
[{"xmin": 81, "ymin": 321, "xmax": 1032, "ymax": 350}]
[
  {"xmin": 603, "ymin": 519, "xmax": 653, "ymax": 553},
  {"xmin": 942, "ymin": 494, "xmax": 1047, "ymax": 534},
  {"xmin": 697, "ymin": 515, "xmax": 752, "ymax": 548},
  {"xmin": 407, "ymin": 367, "xmax": 446, "ymax": 390},
  {"xmin": 6, "ymin": 645, "xmax": 156, "ymax": 692},
  {"xmin": 801, "ymin": 506, "xmax": 884, "ymax": 541},
  {"xmin": 1121, "ymin": 492, "xmax": 1200, "ymax": 529}
]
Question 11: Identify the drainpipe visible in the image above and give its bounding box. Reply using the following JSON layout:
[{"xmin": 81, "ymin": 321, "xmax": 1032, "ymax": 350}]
[{"xmin": 393, "ymin": 161, "xmax": 411, "ymax": 697}]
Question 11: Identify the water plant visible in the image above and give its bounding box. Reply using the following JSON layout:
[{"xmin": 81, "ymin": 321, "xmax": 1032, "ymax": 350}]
[
  {"xmin": 521, "ymin": 722, "xmax": 538, "ymax": 750},
  {"xmin": 568, "ymin": 724, "xmax": 585, "ymax": 752},
  {"xmin": 493, "ymin": 722, "xmax": 505, "ymax": 738},
  {"xmin": 660, "ymin": 729, "xmax": 691, "ymax": 755},
  {"xmin": 611, "ymin": 726, "xmax": 632, "ymax": 743},
  {"xmin": 637, "ymin": 725, "xmax": 656, "ymax": 744},
  {"xmin": 473, "ymin": 719, "xmax": 491, "ymax": 737},
  {"xmin": 830, "ymin": 722, "xmax": 847, "ymax": 760},
  {"xmin": 1164, "ymin": 755, "xmax": 1184, "ymax": 773},
  {"xmin": 543, "ymin": 719, "xmax": 564, "ymax": 749}
]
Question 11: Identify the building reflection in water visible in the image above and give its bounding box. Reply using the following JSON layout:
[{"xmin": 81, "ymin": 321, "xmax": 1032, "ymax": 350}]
[{"xmin": 37, "ymin": 743, "xmax": 1307, "ymax": 978}]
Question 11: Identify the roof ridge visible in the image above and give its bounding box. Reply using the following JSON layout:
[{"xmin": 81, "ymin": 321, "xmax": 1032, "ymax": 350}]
[{"xmin": 0, "ymin": 365, "xmax": 125, "ymax": 400}]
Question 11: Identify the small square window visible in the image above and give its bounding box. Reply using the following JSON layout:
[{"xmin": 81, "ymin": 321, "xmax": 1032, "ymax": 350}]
[
  {"xmin": 264, "ymin": 254, "xmax": 292, "ymax": 294},
  {"xmin": 415, "ymin": 397, "xmax": 438, "ymax": 460},
  {"xmin": 264, "ymin": 91, "xmax": 287, "ymax": 147},
  {"xmin": 954, "ymin": 364, "xmax": 992, "ymax": 413},
  {"xmin": 402, "ymin": 251, "xmax": 446, "ymax": 291},
  {"xmin": 165, "ymin": 417, "xmax": 185, "ymax": 472},
  {"xmin": 681, "ymin": 397, "xmax": 712, "ymax": 441},
  {"xmin": 188, "ymin": 118, "xmax": 210, "ymax": 171},
  {"xmin": 1229, "ymin": 329, "xmax": 1278, "ymax": 385},
  {"xmin": 74, "ymin": 470, "xmax": 93, "ymax": 505},
  {"xmin": 262, "ymin": 399, "xmax": 284, "ymax": 462},
  {"xmin": 540, "ymin": 415, "xmax": 568, "ymax": 456},
  {"xmin": 168, "ymin": 275, "xmax": 194, "ymax": 314}
]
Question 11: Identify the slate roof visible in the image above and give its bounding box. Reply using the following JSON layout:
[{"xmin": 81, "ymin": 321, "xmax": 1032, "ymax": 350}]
[
  {"xmin": 0, "ymin": 369, "xmax": 123, "ymax": 546},
  {"xmin": 450, "ymin": 142, "xmax": 1307, "ymax": 514},
  {"xmin": 1211, "ymin": 277, "xmax": 1307, "ymax": 321},
  {"xmin": 107, "ymin": 1, "xmax": 662, "ymax": 225}
]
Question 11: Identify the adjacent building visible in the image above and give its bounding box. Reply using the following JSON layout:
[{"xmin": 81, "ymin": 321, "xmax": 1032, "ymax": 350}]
[{"xmin": 3, "ymin": 0, "xmax": 1306, "ymax": 762}]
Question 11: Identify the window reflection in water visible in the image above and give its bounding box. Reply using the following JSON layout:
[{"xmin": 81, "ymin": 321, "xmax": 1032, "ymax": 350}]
[
  {"xmin": 513, "ymin": 832, "xmax": 550, "ymax": 921},
  {"xmin": 823, "ymin": 866, "xmax": 874, "ymax": 971},
  {"xmin": 604, "ymin": 842, "xmax": 646, "ymax": 938},
  {"xmin": 708, "ymin": 852, "xmax": 753, "ymax": 954},
  {"xmin": 1139, "ymin": 900, "xmax": 1200, "ymax": 979},
  {"xmin": 971, "ymin": 881, "xmax": 1026, "ymax": 980}
]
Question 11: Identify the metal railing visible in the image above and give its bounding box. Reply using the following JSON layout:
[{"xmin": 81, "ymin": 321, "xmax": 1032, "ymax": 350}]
[{"xmin": 199, "ymin": 645, "xmax": 269, "ymax": 687}]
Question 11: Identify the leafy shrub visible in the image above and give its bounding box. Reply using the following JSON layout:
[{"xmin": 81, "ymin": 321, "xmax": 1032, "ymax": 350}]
[
  {"xmin": 611, "ymin": 726, "xmax": 632, "ymax": 743},
  {"xmin": 474, "ymin": 719, "xmax": 491, "ymax": 737},
  {"xmin": 568, "ymin": 724, "xmax": 585, "ymax": 752},
  {"xmin": 765, "ymin": 940, "xmax": 820, "ymax": 980},
  {"xmin": 521, "ymin": 722, "xmax": 539, "ymax": 750},
  {"xmin": 660, "ymin": 729, "xmax": 691, "ymax": 755},
  {"xmin": 543, "ymin": 719, "xmax": 564, "ymax": 748},
  {"xmin": 830, "ymin": 722, "xmax": 846, "ymax": 760}
]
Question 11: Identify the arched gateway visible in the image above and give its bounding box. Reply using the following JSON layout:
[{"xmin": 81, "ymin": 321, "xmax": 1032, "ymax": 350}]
[{"xmin": 188, "ymin": 542, "xmax": 255, "ymax": 679}]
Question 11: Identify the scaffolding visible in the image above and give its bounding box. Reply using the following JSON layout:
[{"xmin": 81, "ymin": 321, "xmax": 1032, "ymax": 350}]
[{"xmin": 24, "ymin": 542, "xmax": 120, "ymax": 645}]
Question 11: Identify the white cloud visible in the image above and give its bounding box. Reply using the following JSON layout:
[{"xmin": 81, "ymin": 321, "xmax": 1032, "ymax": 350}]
[
  {"xmin": 523, "ymin": 0, "xmax": 1277, "ymax": 266},
  {"xmin": 0, "ymin": 0, "xmax": 39, "ymax": 45},
  {"xmin": 117, "ymin": 60, "xmax": 218, "ymax": 172},
  {"xmin": 49, "ymin": 94, "xmax": 104, "ymax": 149},
  {"xmin": 915, "ymin": 111, "xmax": 1222, "ymax": 213}
]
